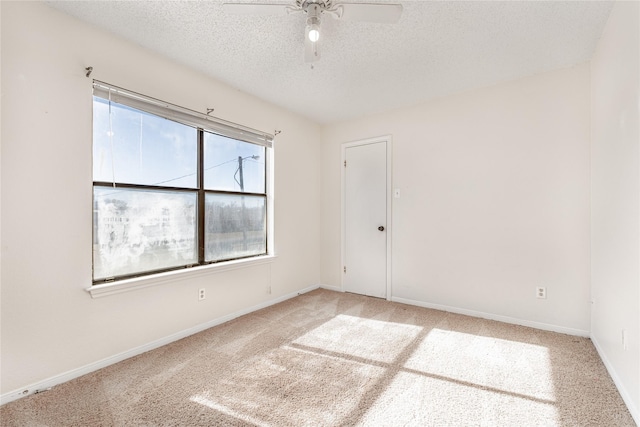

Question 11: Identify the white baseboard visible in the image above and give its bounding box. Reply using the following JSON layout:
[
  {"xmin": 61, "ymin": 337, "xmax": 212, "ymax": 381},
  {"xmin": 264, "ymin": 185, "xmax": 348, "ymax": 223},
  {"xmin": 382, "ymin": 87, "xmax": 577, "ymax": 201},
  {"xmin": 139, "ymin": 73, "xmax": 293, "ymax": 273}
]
[
  {"xmin": 319, "ymin": 283, "xmax": 342, "ymax": 292},
  {"xmin": 0, "ymin": 284, "xmax": 320, "ymax": 406},
  {"xmin": 391, "ymin": 296, "xmax": 591, "ymax": 337},
  {"xmin": 590, "ymin": 334, "xmax": 639, "ymax": 425}
]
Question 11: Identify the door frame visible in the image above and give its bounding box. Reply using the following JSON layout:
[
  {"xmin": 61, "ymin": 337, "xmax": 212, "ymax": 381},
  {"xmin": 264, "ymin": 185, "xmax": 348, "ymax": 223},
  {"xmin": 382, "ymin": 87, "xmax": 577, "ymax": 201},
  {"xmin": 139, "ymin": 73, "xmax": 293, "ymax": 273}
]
[{"xmin": 340, "ymin": 135, "xmax": 393, "ymax": 300}]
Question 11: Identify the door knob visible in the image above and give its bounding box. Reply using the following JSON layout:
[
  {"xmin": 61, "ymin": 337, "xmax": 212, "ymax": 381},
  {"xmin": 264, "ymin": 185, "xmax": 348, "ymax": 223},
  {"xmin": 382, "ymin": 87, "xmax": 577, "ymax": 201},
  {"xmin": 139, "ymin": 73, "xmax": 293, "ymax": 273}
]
[{"xmin": 378, "ymin": 226, "xmax": 385, "ymax": 231}]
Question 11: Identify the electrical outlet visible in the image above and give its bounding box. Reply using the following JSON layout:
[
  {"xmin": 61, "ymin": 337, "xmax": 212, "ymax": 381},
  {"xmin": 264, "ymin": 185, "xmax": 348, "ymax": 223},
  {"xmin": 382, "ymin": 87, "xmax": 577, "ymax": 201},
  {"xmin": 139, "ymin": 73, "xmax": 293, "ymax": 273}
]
[
  {"xmin": 536, "ymin": 287, "xmax": 547, "ymax": 299},
  {"xmin": 622, "ymin": 329, "xmax": 628, "ymax": 351},
  {"xmin": 198, "ymin": 288, "xmax": 206, "ymax": 301}
]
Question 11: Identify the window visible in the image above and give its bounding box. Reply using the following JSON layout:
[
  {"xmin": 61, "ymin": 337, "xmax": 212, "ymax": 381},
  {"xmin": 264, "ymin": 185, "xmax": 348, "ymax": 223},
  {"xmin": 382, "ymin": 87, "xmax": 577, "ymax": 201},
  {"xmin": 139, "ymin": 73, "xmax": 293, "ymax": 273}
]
[{"xmin": 92, "ymin": 81, "xmax": 273, "ymax": 284}]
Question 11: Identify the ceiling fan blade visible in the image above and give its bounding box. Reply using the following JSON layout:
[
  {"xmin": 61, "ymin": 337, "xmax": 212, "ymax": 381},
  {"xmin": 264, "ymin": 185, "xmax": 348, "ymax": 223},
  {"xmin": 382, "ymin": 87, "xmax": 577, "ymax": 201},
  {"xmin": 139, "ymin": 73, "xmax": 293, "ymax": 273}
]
[
  {"xmin": 305, "ymin": 37, "xmax": 321, "ymax": 63},
  {"xmin": 222, "ymin": 3, "xmax": 292, "ymax": 16},
  {"xmin": 335, "ymin": 3, "xmax": 403, "ymax": 23}
]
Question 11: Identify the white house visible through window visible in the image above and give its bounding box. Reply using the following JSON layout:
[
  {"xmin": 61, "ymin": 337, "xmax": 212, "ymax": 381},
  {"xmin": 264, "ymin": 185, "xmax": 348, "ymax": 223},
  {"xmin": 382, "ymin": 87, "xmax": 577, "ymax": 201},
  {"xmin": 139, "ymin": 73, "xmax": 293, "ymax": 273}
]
[{"xmin": 92, "ymin": 81, "xmax": 273, "ymax": 284}]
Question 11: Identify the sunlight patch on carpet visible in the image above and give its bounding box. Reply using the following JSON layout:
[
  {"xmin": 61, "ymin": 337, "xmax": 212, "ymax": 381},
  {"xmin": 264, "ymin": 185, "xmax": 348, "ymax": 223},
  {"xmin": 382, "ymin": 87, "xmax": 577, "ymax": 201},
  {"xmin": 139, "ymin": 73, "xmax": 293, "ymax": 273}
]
[
  {"xmin": 293, "ymin": 314, "xmax": 423, "ymax": 363},
  {"xmin": 357, "ymin": 371, "xmax": 559, "ymax": 426},
  {"xmin": 405, "ymin": 328, "xmax": 556, "ymax": 402},
  {"xmin": 191, "ymin": 345, "xmax": 387, "ymax": 426}
]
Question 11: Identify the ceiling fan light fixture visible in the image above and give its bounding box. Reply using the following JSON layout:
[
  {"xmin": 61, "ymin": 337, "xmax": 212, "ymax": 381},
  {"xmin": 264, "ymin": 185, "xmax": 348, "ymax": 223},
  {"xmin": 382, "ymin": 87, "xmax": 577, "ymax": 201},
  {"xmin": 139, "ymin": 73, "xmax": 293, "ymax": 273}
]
[
  {"xmin": 306, "ymin": 14, "xmax": 321, "ymax": 42},
  {"xmin": 307, "ymin": 23, "xmax": 320, "ymax": 42}
]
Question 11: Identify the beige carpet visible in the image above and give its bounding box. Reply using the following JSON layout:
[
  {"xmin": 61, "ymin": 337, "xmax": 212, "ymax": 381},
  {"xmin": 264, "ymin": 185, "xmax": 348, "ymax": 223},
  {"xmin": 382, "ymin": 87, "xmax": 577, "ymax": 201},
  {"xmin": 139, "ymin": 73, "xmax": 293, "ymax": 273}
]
[{"xmin": 0, "ymin": 289, "xmax": 635, "ymax": 426}]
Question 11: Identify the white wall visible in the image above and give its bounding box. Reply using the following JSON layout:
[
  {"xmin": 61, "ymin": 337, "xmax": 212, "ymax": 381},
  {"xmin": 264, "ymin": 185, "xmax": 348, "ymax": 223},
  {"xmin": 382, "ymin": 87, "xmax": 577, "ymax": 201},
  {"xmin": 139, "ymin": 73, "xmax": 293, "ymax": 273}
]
[
  {"xmin": 0, "ymin": 2, "xmax": 321, "ymax": 396},
  {"xmin": 590, "ymin": 0, "xmax": 640, "ymax": 419},
  {"xmin": 321, "ymin": 64, "xmax": 592, "ymax": 334}
]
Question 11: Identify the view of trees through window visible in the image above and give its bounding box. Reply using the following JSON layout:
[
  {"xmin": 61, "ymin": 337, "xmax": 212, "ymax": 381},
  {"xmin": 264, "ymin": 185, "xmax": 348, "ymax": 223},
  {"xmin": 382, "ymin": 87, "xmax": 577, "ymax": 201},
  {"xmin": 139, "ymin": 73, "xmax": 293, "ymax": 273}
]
[{"xmin": 92, "ymin": 95, "xmax": 268, "ymax": 282}]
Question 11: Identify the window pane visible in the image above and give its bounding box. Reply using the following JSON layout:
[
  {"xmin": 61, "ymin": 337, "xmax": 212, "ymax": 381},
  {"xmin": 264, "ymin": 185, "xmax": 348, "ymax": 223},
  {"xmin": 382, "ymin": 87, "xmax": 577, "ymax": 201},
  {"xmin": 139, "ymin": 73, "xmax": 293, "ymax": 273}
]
[
  {"xmin": 93, "ymin": 97, "xmax": 198, "ymax": 188},
  {"xmin": 204, "ymin": 132, "xmax": 265, "ymax": 193},
  {"xmin": 205, "ymin": 194, "xmax": 266, "ymax": 262},
  {"xmin": 93, "ymin": 187, "xmax": 197, "ymax": 280}
]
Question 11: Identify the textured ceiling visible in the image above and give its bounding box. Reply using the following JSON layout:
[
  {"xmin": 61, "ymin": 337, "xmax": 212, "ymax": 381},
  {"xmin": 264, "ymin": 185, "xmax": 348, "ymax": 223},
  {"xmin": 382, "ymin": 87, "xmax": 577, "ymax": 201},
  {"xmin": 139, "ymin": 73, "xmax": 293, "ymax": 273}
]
[{"xmin": 46, "ymin": 1, "xmax": 614, "ymax": 124}]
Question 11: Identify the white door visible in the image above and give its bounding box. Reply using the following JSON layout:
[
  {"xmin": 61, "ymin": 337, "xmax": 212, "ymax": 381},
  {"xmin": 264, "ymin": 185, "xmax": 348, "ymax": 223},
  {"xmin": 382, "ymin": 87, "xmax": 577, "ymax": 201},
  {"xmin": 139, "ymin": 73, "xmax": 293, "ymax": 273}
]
[{"xmin": 343, "ymin": 139, "xmax": 388, "ymax": 298}]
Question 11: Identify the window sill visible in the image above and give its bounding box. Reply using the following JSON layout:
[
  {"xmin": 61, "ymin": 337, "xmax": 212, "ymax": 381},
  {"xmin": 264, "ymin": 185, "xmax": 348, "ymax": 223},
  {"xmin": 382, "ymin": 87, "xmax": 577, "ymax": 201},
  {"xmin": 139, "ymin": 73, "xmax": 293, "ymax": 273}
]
[{"xmin": 86, "ymin": 255, "xmax": 277, "ymax": 299}]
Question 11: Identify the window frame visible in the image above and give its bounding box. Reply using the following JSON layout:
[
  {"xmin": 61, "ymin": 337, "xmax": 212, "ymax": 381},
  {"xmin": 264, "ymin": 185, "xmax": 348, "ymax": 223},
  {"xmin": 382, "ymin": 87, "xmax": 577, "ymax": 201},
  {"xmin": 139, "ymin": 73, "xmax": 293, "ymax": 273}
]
[{"xmin": 92, "ymin": 81, "xmax": 274, "ymax": 285}]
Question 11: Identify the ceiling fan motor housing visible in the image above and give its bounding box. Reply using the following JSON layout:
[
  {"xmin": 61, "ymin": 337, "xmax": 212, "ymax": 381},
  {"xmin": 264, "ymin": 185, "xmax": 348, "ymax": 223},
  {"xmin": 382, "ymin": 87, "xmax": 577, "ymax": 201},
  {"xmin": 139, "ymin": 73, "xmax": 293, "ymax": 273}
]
[{"xmin": 299, "ymin": 0, "xmax": 333, "ymax": 13}]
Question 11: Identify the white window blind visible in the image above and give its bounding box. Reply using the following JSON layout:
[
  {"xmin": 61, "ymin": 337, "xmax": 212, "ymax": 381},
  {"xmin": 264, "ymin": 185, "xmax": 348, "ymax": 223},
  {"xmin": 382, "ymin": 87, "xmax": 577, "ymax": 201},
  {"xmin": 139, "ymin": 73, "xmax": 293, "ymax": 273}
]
[{"xmin": 92, "ymin": 80, "xmax": 274, "ymax": 148}]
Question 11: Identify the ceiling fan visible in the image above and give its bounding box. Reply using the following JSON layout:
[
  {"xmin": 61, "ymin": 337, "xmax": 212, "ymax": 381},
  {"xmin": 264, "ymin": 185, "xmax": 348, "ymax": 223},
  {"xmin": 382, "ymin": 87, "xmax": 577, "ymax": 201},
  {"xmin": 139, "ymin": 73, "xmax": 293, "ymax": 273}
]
[{"xmin": 222, "ymin": 1, "xmax": 403, "ymax": 62}]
